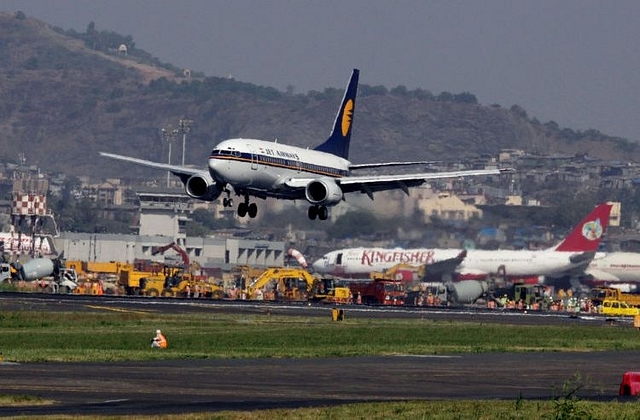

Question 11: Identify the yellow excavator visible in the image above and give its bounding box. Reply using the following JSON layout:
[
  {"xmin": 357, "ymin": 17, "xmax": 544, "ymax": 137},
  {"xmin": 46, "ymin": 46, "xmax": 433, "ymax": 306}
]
[{"xmin": 244, "ymin": 267, "xmax": 314, "ymax": 301}]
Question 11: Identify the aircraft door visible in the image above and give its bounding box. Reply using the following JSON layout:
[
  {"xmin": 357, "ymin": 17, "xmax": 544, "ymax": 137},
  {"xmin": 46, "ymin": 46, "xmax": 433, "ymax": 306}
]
[
  {"xmin": 336, "ymin": 253, "xmax": 343, "ymax": 266},
  {"xmin": 247, "ymin": 144, "xmax": 258, "ymax": 170}
]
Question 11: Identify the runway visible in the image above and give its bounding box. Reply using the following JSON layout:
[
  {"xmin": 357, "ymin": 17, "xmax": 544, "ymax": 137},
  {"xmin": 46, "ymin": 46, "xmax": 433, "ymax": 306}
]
[
  {"xmin": 1, "ymin": 351, "xmax": 637, "ymax": 417},
  {"xmin": 0, "ymin": 293, "xmax": 637, "ymax": 416}
]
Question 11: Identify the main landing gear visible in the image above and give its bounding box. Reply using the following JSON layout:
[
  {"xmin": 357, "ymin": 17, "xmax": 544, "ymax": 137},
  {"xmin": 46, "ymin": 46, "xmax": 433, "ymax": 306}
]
[
  {"xmin": 222, "ymin": 192, "xmax": 257, "ymax": 218},
  {"xmin": 308, "ymin": 205, "xmax": 328, "ymax": 220},
  {"xmin": 238, "ymin": 201, "xmax": 257, "ymax": 218}
]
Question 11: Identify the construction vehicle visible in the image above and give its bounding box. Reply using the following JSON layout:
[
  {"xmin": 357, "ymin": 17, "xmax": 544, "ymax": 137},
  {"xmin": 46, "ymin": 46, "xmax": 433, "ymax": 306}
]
[
  {"xmin": 492, "ymin": 283, "xmax": 550, "ymax": 309},
  {"xmin": 66, "ymin": 260, "xmax": 130, "ymax": 280},
  {"xmin": 0, "ymin": 257, "xmax": 78, "ymax": 294},
  {"xmin": 244, "ymin": 267, "xmax": 315, "ymax": 301},
  {"xmin": 309, "ymin": 277, "xmax": 352, "ymax": 304},
  {"xmin": 590, "ymin": 287, "xmax": 640, "ymax": 308},
  {"xmin": 152, "ymin": 242, "xmax": 190, "ymax": 267},
  {"xmin": 370, "ymin": 263, "xmax": 426, "ymax": 282},
  {"xmin": 350, "ymin": 279, "xmax": 405, "ymax": 305},
  {"xmin": 118, "ymin": 262, "xmax": 164, "ymax": 295},
  {"xmin": 158, "ymin": 268, "xmax": 225, "ymax": 299},
  {"xmin": 404, "ymin": 280, "xmax": 488, "ymax": 307}
]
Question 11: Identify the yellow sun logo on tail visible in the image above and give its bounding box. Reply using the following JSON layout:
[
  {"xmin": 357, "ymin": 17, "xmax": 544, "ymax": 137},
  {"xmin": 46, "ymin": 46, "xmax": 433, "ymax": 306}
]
[{"xmin": 341, "ymin": 99, "xmax": 354, "ymax": 137}]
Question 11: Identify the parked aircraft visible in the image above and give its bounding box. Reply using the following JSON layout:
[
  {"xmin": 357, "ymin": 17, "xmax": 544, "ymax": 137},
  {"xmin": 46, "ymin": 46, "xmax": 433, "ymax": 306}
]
[
  {"xmin": 583, "ymin": 252, "xmax": 640, "ymax": 284},
  {"xmin": 312, "ymin": 203, "xmax": 613, "ymax": 281},
  {"xmin": 0, "ymin": 231, "xmax": 54, "ymax": 255},
  {"xmin": 100, "ymin": 69, "xmax": 508, "ymax": 220}
]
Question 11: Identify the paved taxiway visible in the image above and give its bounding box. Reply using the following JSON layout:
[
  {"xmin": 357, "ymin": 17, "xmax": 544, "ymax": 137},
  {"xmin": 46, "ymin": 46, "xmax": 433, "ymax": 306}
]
[{"xmin": 0, "ymin": 294, "xmax": 637, "ymax": 416}]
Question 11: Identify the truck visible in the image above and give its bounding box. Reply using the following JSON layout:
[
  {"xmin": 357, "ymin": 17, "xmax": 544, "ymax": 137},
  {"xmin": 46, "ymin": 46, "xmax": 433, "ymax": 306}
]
[
  {"xmin": 491, "ymin": 283, "xmax": 550, "ymax": 310},
  {"xmin": 66, "ymin": 260, "xmax": 131, "ymax": 280},
  {"xmin": 1, "ymin": 258, "xmax": 78, "ymax": 294},
  {"xmin": 350, "ymin": 279, "xmax": 405, "ymax": 306},
  {"xmin": 405, "ymin": 280, "xmax": 489, "ymax": 307},
  {"xmin": 118, "ymin": 263, "xmax": 164, "ymax": 295},
  {"xmin": 590, "ymin": 287, "xmax": 640, "ymax": 308}
]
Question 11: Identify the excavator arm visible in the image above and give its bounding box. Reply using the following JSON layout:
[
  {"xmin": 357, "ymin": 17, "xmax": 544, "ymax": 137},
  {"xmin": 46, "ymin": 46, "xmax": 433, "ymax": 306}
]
[{"xmin": 151, "ymin": 242, "xmax": 190, "ymax": 267}]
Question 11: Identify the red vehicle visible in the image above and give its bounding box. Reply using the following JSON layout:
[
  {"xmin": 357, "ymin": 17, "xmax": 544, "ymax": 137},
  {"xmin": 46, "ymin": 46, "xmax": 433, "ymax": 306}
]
[{"xmin": 350, "ymin": 280, "xmax": 405, "ymax": 305}]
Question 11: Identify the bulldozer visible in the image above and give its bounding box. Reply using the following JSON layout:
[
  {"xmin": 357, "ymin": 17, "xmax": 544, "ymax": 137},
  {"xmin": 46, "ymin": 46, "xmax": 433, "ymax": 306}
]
[{"xmin": 309, "ymin": 276, "xmax": 351, "ymax": 304}]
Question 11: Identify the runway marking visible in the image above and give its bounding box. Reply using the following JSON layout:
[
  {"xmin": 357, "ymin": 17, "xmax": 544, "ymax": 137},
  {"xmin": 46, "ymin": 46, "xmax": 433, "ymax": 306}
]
[
  {"xmin": 100, "ymin": 399, "xmax": 130, "ymax": 404},
  {"xmin": 393, "ymin": 354, "xmax": 462, "ymax": 359},
  {"xmin": 84, "ymin": 305, "xmax": 152, "ymax": 314}
]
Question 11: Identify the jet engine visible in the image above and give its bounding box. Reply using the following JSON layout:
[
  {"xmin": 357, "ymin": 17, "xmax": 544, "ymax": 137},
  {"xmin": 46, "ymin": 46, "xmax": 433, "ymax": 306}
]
[
  {"xmin": 305, "ymin": 178, "xmax": 343, "ymax": 206},
  {"xmin": 185, "ymin": 172, "xmax": 224, "ymax": 201},
  {"xmin": 447, "ymin": 280, "xmax": 489, "ymax": 304}
]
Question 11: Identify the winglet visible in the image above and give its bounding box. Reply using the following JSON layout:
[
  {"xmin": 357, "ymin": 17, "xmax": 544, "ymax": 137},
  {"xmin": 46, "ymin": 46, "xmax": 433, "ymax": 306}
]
[
  {"xmin": 554, "ymin": 203, "xmax": 613, "ymax": 252},
  {"xmin": 313, "ymin": 69, "xmax": 359, "ymax": 159}
]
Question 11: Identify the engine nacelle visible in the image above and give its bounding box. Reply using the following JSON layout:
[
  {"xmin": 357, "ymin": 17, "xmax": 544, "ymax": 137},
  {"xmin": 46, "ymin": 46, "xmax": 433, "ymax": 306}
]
[
  {"xmin": 305, "ymin": 178, "xmax": 343, "ymax": 206},
  {"xmin": 447, "ymin": 280, "xmax": 489, "ymax": 304},
  {"xmin": 185, "ymin": 172, "xmax": 223, "ymax": 201}
]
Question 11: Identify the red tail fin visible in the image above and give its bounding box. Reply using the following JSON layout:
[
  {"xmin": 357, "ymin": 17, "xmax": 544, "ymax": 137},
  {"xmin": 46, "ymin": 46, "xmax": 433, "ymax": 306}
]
[{"xmin": 554, "ymin": 203, "xmax": 613, "ymax": 252}]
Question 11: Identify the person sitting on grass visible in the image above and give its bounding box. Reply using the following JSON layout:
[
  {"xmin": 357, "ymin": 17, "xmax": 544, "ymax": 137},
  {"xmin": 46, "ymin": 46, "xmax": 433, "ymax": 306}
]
[{"xmin": 151, "ymin": 329, "xmax": 168, "ymax": 349}]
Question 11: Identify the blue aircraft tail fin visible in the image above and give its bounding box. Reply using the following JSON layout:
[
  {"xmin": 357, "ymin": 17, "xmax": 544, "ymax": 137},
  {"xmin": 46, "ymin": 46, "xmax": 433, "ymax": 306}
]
[{"xmin": 313, "ymin": 69, "xmax": 359, "ymax": 159}]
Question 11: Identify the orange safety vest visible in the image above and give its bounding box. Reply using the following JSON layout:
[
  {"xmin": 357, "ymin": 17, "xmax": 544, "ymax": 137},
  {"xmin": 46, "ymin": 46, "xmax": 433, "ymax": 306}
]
[{"xmin": 156, "ymin": 334, "xmax": 168, "ymax": 348}]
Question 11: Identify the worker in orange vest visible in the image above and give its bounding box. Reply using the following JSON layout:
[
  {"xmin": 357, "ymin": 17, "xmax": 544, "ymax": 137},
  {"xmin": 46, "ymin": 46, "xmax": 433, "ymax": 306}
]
[{"xmin": 151, "ymin": 329, "xmax": 168, "ymax": 349}]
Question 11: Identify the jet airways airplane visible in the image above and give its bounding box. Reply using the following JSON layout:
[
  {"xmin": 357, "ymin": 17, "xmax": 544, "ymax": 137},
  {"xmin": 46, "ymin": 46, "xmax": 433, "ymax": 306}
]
[
  {"xmin": 100, "ymin": 69, "xmax": 508, "ymax": 220},
  {"xmin": 312, "ymin": 202, "xmax": 613, "ymax": 281}
]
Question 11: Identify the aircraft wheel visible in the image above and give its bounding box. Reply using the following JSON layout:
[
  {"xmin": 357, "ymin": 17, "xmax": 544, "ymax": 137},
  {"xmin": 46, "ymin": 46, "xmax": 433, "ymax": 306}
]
[
  {"xmin": 308, "ymin": 206, "xmax": 317, "ymax": 220},
  {"xmin": 238, "ymin": 202, "xmax": 248, "ymax": 217},
  {"xmin": 318, "ymin": 206, "xmax": 328, "ymax": 220},
  {"xmin": 248, "ymin": 203, "xmax": 258, "ymax": 218}
]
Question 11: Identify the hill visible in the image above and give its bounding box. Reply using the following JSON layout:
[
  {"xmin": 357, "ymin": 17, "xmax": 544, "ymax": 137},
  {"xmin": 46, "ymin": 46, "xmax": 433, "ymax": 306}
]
[{"xmin": 1, "ymin": 11, "xmax": 639, "ymax": 182}]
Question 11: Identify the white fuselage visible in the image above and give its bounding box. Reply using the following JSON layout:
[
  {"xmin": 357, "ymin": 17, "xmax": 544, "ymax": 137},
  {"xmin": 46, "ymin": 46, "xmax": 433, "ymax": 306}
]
[
  {"xmin": 586, "ymin": 252, "xmax": 640, "ymax": 283},
  {"xmin": 312, "ymin": 247, "xmax": 588, "ymax": 280},
  {"xmin": 0, "ymin": 232, "xmax": 53, "ymax": 255},
  {"xmin": 208, "ymin": 138, "xmax": 350, "ymax": 198}
]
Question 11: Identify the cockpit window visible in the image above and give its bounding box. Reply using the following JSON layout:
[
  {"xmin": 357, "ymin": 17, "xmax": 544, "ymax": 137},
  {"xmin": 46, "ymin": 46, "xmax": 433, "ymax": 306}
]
[{"xmin": 212, "ymin": 148, "xmax": 233, "ymax": 156}]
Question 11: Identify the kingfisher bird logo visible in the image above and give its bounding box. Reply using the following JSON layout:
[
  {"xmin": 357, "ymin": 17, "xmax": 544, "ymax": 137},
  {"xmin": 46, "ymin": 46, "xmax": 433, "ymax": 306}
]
[
  {"xmin": 582, "ymin": 218, "xmax": 603, "ymax": 241},
  {"xmin": 341, "ymin": 99, "xmax": 354, "ymax": 137}
]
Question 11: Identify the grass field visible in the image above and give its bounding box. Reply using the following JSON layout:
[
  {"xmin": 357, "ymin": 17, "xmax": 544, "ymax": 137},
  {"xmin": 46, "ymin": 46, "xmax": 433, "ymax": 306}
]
[{"xmin": 1, "ymin": 306, "xmax": 640, "ymax": 418}]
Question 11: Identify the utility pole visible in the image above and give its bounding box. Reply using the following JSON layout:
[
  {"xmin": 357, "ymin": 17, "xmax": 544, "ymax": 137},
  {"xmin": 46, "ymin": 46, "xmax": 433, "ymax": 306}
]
[
  {"xmin": 161, "ymin": 126, "xmax": 179, "ymax": 187},
  {"xmin": 178, "ymin": 118, "xmax": 193, "ymax": 166}
]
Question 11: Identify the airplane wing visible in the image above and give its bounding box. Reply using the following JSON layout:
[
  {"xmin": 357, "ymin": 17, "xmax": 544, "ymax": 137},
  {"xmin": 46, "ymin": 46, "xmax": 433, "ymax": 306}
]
[
  {"xmin": 423, "ymin": 250, "xmax": 467, "ymax": 281},
  {"xmin": 582, "ymin": 268, "xmax": 622, "ymax": 282},
  {"xmin": 282, "ymin": 167, "xmax": 508, "ymax": 196},
  {"xmin": 336, "ymin": 168, "xmax": 509, "ymax": 198},
  {"xmin": 349, "ymin": 161, "xmax": 439, "ymax": 170},
  {"xmin": 569, "ymin": 251, "xmax": 596, "ymax": 265},
  {"xmin": 99, "ymin": 152, "xmax": 203, "ymax": 183}
]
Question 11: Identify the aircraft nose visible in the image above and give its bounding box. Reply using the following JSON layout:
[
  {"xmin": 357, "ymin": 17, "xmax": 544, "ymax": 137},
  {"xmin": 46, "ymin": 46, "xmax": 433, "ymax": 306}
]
[{"xmin": 312, "ymin": 257, "xmax": 329, "ymax": 273}]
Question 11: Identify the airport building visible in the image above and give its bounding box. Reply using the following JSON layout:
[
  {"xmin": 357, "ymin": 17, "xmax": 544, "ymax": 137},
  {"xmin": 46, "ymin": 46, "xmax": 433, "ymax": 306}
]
[
  {"xmin": 54, "ymin": 233, "xmax": 285, "ymax": 270},
  {"xmin": 52, "ymin": 186, "xmax": 286, "ymax": 269}
]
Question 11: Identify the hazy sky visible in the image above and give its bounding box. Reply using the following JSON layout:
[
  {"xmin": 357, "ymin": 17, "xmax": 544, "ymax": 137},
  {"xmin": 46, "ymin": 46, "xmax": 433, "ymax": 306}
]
[{"xmin": 4, "ymin": 1, "xmax": 640, "ymax": 141}]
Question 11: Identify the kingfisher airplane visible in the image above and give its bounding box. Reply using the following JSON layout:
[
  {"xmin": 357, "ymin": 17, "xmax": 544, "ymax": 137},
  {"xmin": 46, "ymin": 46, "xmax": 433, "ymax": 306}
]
[
  {"xmin": 582, "ymin": 252, "xmax": 640, "ymax": 285},
  {"xmin": 100, "ymin": 69, "xmax": 507, "ymax": 220},
  {"xmin": 312, "ymin": 203, "xmax": 613, "ymax": 281}
]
